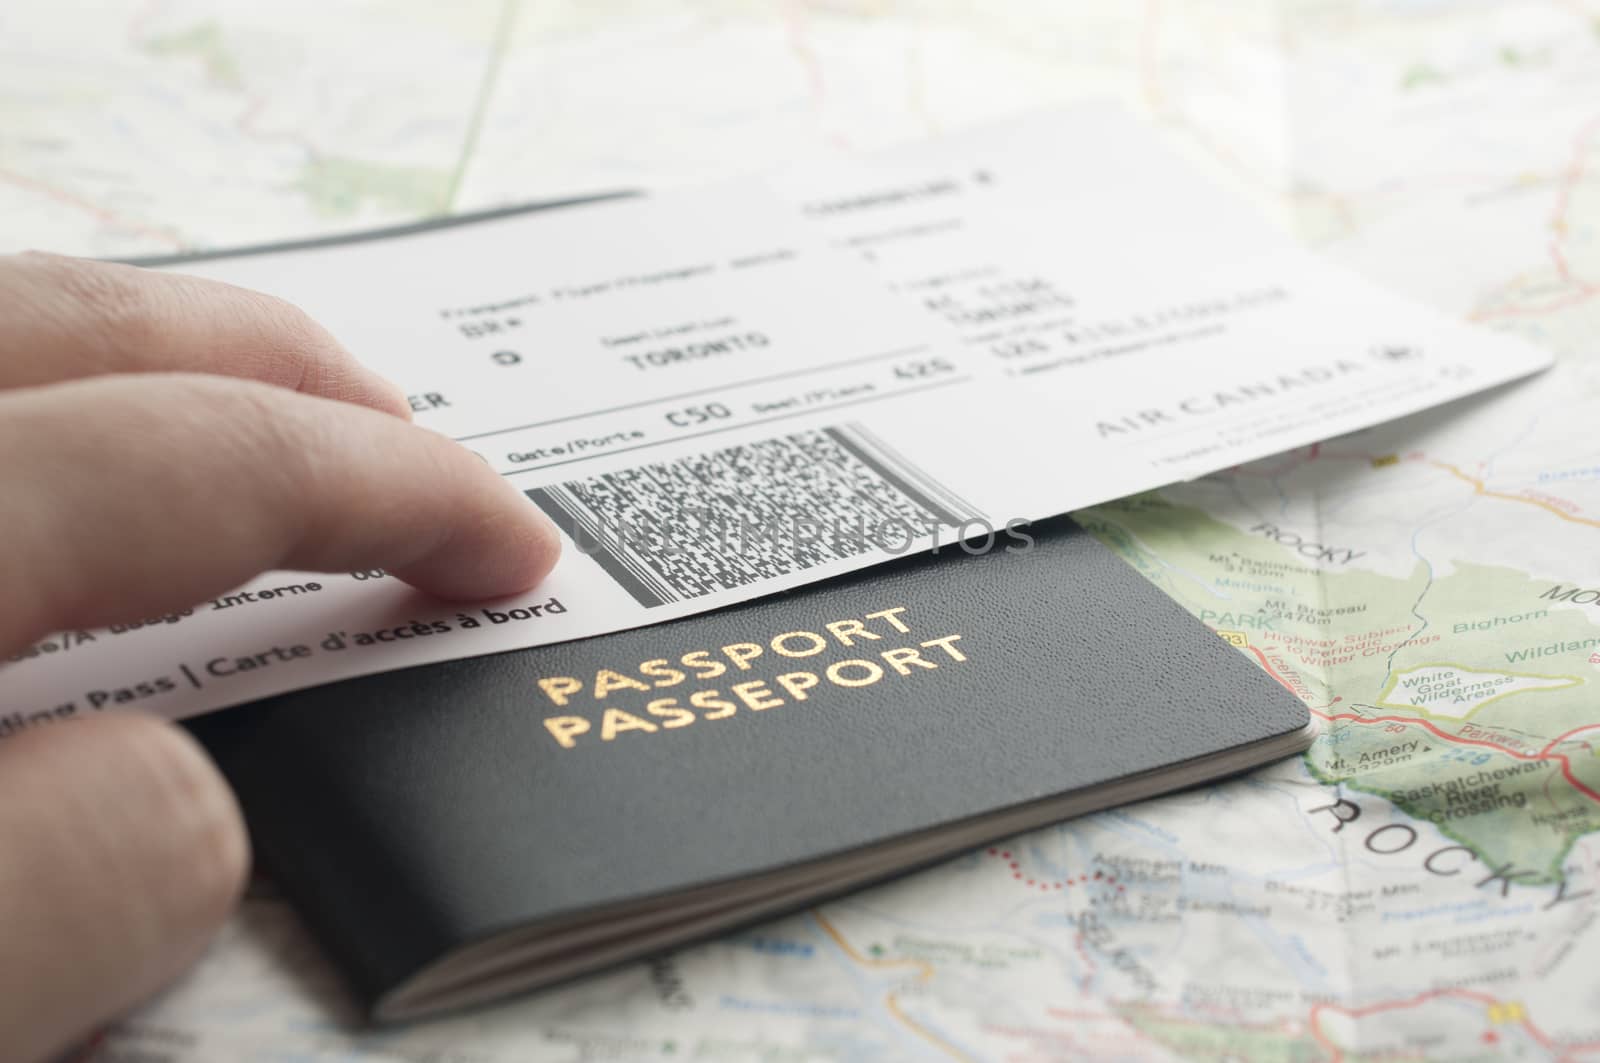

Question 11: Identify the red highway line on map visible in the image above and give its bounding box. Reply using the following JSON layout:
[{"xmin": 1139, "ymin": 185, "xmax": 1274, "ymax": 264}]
[
  {"xmin": 1317, "ymin": 710, "xmax": 1600, "ymax": 807},
  {"xmin": 781, "ymin": 0, "xmax": 853, "ymax": 152},
  {"xmin": 1542, "ymin": 723, "xmax": 1600, "ymax": 756},
  {"xmin": 1239, "ymin": 641, "xmax": 1600, "ymax": 805},
  {"xmin": 1474, "ymin": 286, "xmax": 1598, "ymax": 321},
  {"xmin": 1552, "ymin": 241, "xmax": 1590, "ymax": 289},
  {"xmin": 1308, "ymin": 988, "xmax": 1567, "ymax": 1061},
  {"xmin": 0, "ymin": 169, "xmax": 186, "ymax": 248},
  {"xmin": 1550, "ymin": 114, "xmax": 1600, "ymax": 285},
  {"xmin": 1477, "ymin": 111, "xmax": 1600, "ymax": 321},
  {"xmin": 1244, "ymin": 645, "xmax": 1299, "ymax": 693}
]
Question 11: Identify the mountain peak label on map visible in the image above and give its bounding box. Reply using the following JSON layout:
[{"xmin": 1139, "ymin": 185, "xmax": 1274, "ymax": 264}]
[{"xmin": 0, "ymin": 107, "xmax": 1553, "ymax": 723}]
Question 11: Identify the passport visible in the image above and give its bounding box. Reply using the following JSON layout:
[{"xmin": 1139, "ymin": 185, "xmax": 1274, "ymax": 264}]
[{"xmin": 188, "ymin": 515, "xmax": 1313, "ymax": 1022}]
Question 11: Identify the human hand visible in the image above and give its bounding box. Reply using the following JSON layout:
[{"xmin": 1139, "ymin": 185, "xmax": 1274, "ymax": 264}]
[{"xmin": 0, "ymin": 252, "xmax": 561, "ymax": 1061}]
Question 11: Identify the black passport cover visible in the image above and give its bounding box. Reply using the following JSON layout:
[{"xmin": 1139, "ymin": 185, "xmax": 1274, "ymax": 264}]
[{"xmin": 189, "ymin": 515, "xmax": 1309, "ymax": 1019}]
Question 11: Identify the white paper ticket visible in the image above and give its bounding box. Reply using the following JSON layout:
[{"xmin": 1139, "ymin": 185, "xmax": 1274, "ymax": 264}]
[{"xmin": 0, "ymin": 107, "xmax": 1551, "ymax": 724}]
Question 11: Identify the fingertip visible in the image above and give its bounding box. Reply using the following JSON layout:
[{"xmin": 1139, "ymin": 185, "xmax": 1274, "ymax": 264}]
[
  {"xmin": 246, "ymin": 290, "xmax": 414, "ymax": 421},
  {"xmin": 0, "ymin": 377, "xmax": 559, "ymax": 635},
  {"xmin": 506, "ymin": 493, "xmax": 565, "ymax": 591},
  {"xmin": 388, "ymin": 381, "xmax": 416, "ymax": 422},
  {"xmin": 160, "ymin": 273, "xmax": 412, "ymax": 423},
  {"xmin": 391, "ymin": 478, "xmax": 563, "ymax": 601},
  {"xmin": 485, "ymin": 495, "xmax": 564, "ymax": 597},
  {"xmin": 365, "ymin": 372, "xmax": 415, "ymax": 422}
]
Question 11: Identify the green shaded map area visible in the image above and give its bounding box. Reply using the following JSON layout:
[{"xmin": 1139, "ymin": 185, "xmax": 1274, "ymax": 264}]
[
  {"xmin": 1116, "ymin": 1003, "xmax": 1326, "ymax": 1063},
  {"xmin": 1081, "ymin": 494, "xmax": 1600, "ymax": 883},
  {"xmin": 142, "ymin": 21, "xmax": 243, "ymax": 89}
]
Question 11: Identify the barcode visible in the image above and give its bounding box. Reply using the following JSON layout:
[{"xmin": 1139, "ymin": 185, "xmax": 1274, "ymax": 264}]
[{"xmin": 525, "ymin": 424, "xmax": 981, "ymax": 608}]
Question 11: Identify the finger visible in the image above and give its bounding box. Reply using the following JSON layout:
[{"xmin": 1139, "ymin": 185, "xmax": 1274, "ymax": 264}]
[
  {"xmin": 0, "ymin": 252, "xmax": 412, "ymax": 418},
  {"xmin": 0, "ymin": 374, "xmax": 561, "ymax": 655},
  {"xmin": 0, "ymin": 713, "xmax": 249, "ymax": 1063}
]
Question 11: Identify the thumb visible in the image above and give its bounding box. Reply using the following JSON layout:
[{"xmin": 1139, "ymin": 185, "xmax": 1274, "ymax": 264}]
[{"xmin": 0, "ymin": 714, "xmax": 250, "ymax": 1062}]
